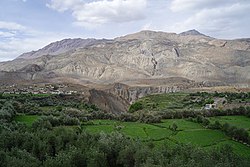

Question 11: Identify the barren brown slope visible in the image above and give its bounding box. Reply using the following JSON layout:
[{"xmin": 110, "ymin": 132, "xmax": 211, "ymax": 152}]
[{"xmin": 0, "ymin": 30, "xmax": 249, "ymax": 85}]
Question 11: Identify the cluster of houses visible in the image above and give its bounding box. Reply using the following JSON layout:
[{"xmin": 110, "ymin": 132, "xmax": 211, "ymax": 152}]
[
  {"xmin": 204, "ymin": 98, "xmax": 226, "ymax": 110},
  {"xmin": 0, "ymin": 84, "xmax": 79, "ymax": 95}
]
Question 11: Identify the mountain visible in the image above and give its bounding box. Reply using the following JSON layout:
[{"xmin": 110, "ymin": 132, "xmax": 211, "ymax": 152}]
[
  {"xmin": 0, "ymin": 30, "xmax": 249, "ymax": 86},
  {"xmin": 17, "ymin": 38, "xmax": 110, "ymax": 59},
  {"xmin": 179, "ymin": 29, "xmax": 208, "ymax": 36}
]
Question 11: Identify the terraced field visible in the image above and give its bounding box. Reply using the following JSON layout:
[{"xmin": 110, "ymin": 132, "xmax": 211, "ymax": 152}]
[
  {"xmin": 82, "ymin": 118, "xmax": 250, "ymax": 158},
  {"xmin": 131, "ymin": 93, "xmax": 200, "ymax": 112},
  {"xmin": 209, "ymin": 116, "xmax": 250, "ymax": 134},
  {"xmin": 14, "ymin": 115, "xmax": 40, "ymax": 126},
  {"xmin": 14, "ymin": 111, "xmax": 250, "ymax": 158}
]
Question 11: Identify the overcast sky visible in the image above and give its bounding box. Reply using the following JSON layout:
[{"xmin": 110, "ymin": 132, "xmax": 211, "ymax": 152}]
[{"xmin": 0, "ymin": 0, "xmax": 250, "ymax": 62}]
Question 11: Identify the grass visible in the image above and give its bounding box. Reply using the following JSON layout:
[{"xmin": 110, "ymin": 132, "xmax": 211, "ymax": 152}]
[
  {"xmin": 84, "ymin": 125, "xmax": 114, "ymax": 134},
  {"xmin": 83, "ymin": 120, "xmax": 173, "ymax": 140},
  {"xmin": 172, "ymin": 129, "xmax": 228, "ymax": 147},
  {"xmin": 151, "ymin": 138, "xmax": 177, "ymax": 148},
  {"xmin": 141, "ymin": 93, "xmax": 188, "ymax": 111},
  {"xmin": 154, "ymin": 119, "xmax": 229, "ymax": 147},
  {"xmin": 81, "ymin": 118, "xmax": 250, "ymax": 158},
  {"xmin": 131, "ymin": 93, "xmax": 203, "ymax": 112},
  {"xmin": 121, "ymin": 125, "xmax": 148, "ymax": 139},
  {"xmin": 83, "ymin": 119, "xmax": 227, "ymax": 146},
  {"xmin": 14, "ymin": 115, "xmax": 40, "ymax": 126},
  {"xmin": 209, "ymin": 140, "xmax": 250, "ymax": 158},
  {"xmin": 145, "ymin": 127, "xmax": 172, "ymax": 140},
  {"xmin": 154, "ymin": 119, "xmax": 204, "ymax": 130},
  {"xmin": 209, "ymin": 116, "xmax": 250, "ymax": 134}
]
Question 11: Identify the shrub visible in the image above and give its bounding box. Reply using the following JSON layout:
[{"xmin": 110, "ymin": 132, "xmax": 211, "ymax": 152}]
[{"xmin": 129, "ymin": 102, "xmax": 143, "ymax": 113}]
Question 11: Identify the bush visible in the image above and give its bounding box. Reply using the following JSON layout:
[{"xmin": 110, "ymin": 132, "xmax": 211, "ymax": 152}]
[
  {"xmin": 32, "ymin": 119, "xmax": 52, "ymax": 130},
  {"xmin": 139, "ymin": 113, "xmax": 161, "ymax": 123},
  {"xmin": 208, "ymin": 121, "xmax": 221, "ymax": 130},
  {"xmin": 59, "ymin": 115, "xmax": 80, "ymax": 126},
  {"xmin": 129, "ymin": 102, "xmax": 143, "ymax": 113},
  {"xmin": 0, "ymin": 101, "xmax": 16, "ymax": 121}
]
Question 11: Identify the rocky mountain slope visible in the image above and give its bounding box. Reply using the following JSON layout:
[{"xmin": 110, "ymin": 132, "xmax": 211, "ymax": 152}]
[
  {"xmin": 0, "ymin": 30, "xmax": 249, "ymax": 86},
  {"xmin": 17, "ymin": 38, "xmax": 109, "ymax": 59}
]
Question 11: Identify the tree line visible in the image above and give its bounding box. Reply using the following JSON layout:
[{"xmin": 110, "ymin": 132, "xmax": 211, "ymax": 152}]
[{"xmin": 188, "ymin": 115, "xmax": 250, "ymax": 145}]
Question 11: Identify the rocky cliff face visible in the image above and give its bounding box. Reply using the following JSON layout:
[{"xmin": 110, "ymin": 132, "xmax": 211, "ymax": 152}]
[
  {"xmin": 0, "ymin": 30, "xmax": 249, "ymax": 86},
  {"xmin": 88, "ymin": 89, "xmax": 129, "ymax": 113},
  {"xmin": 106, "ymin": 78, "xmax": 227, "ymax": 103},
  {"xmin": 108, "ymin": 82, "xmax": 186, "ymax": 103}
]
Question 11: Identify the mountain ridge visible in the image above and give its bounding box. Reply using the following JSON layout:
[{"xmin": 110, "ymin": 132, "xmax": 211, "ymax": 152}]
[
  {"xmin": 0, "ymin": 29, "xmax": 249, "ymax": 87},
  {"xmin": 17, "ymin": 38, "xmax": 111, "ymax": 60},
  {"xmin": 16, "ymin": 29, "xmax": 209, "ymax": 60}
]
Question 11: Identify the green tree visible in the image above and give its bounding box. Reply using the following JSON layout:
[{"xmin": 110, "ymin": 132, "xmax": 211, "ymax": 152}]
[
  {"xmin": 129, "ymin": 102, "xmax": 143, "ymax": 113},
  {"xmin": 170, "ymin": 122, "xmax": 178, "ymax": 132},
  {"xmin": 0, "ymin": 151, "xmax": 7, "ymax": 167}
]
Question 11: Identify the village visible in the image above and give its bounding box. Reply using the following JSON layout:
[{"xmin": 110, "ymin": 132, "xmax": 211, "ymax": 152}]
[{"xmin": 0, "ymin": 83, "xmax": 81, "ymax": 95}]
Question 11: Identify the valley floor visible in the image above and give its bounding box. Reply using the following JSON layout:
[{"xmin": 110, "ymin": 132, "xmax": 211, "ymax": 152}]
[{"xmin": 15, "ymin": 115, "xmax": 250, "ymax": 158}]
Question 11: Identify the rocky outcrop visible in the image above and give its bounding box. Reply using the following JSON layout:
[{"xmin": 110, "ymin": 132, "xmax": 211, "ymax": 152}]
[
  {"xmin": 88, "ymin": 89, "xmax": 129, "ymax": 113},
  {"xmin": 106, "ymin": 79, "xmax": 227, "ymax": 104},
  {"xmin": 109, "ymin": 83, "xmax": 183, "ymax": 103}
]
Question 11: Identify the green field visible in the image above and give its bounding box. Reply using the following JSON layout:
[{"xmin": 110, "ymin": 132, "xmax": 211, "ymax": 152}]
[
  {"xmin": 14, "ymin": 115, "xmax": 40, "ymax": 126},
  {"xmin": 14, "ymin": 114, "xmax": 250, "ymax": 158},
  {"xmin": 172, "ymin": 129, "xmax": 228, "ymax": 146},
  {"xmin": 209, "ymin": 116, "xmax": 250, "ymax": 133},
  {"xmin": 81, "ymin": 118, "xmax": 250, "ymax": 157},
  {"xmin": 205, "ymin": 139, "xmax": 250, "ymax": 158},
  {"xmin": 130, "ymin": 93, "xmax": 203, "ymax": 112},
  {"xmin": 154, "ymin": 119, "xmax": 204, "ymax": 130},
  {"xmin": 84, "ymin": 119, "xmax": 229, "ymax": 146}
]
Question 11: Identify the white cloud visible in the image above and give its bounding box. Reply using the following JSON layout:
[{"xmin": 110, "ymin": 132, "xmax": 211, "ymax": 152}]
[
  {"xmin": 0, "ymin": 32, "xmax": 73, "ymax": 62},
  {"xmin": 0, "ymin": 21, "xmax": 72, "ymax": 62},
  {"xmin": 47, "ymin": 0, "xmax": 147, "ymax": 28},
  {"xmin": 0, "ymin": 35, "xmax": 65, "ymax": 62},
  {"xmin": 168, "ymin": 0, "xmax": 250, "ymax": 38},
  {"xmin": 0, "ymin": 31, "xmax": 16, "ymax": 38},
  {"xmin": 46, "ymin": 0, "xmax": 82, "ymax": 12},
  {"xmin": 0, "ymin": 21, "xmax": 26, "ymax": 31},
  {"xmin": 170, "ymin": 0, "xmax": 237, "ymax": 12}
]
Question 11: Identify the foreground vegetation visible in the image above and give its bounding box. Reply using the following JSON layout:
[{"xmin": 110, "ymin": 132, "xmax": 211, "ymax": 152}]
[
  {"xmin": 1, "ymin": 92, "xmax": 250, "ymax": 166},
  {"xmin": 2, "ymin": 121, "xmax": 250, "ymax": 167}
]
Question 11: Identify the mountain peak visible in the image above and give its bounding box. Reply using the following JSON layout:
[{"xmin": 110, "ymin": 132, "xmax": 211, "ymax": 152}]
[{"xmin": 179, "ymin": 29, "xmax": 207, "ymax": 36}]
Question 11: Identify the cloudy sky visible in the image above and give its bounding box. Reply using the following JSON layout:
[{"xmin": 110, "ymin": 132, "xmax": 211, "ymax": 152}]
[{"xmin": 0, "ymin": 0, "xmax": 249, "ymax": 62}]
